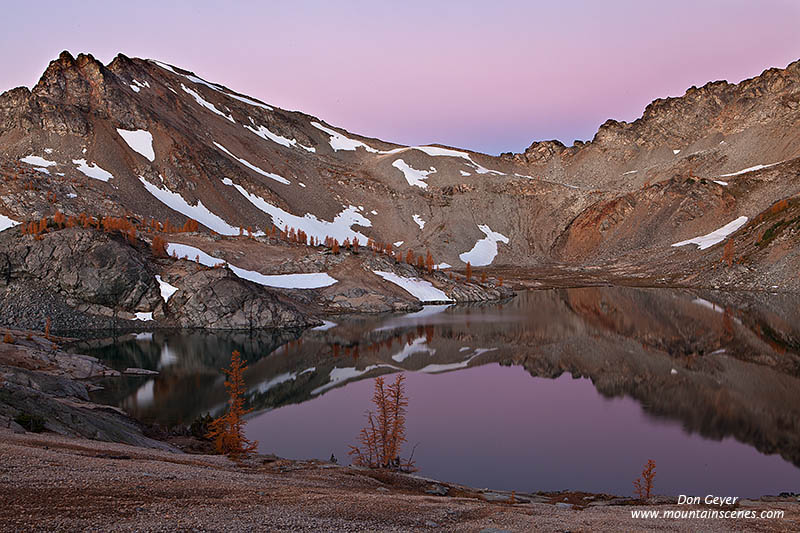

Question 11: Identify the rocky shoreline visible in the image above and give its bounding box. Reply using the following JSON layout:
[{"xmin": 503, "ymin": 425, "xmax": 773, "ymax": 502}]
[
  {"xmin": 0, "ymin": 227, "xmax": 514, "ymax": 333},
  {"xmin": 1, "ymin": 324, "xmax": 798, "ymax": 532}
]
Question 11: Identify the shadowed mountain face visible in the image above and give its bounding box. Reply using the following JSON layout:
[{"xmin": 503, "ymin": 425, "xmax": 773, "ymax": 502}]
[
  {"xmin": 1, "ymin": 52, "xmax": 800, "ymax": 293},
  {"xmin": 80, "ymin": 287, "xmax": 800, "ymax": 470}
]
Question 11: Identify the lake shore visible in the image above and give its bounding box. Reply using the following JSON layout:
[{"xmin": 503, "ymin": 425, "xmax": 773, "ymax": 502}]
[
  {"xmin": 2, "ymin": 326, "xmax": 799, "ymax": 531},
  {"xmin": 3, "ymin": 429, "xmax": 799, "ymax": 532}
]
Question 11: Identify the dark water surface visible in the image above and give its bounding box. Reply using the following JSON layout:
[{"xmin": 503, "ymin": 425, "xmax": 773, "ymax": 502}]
[{"xmin": 78, "ymin": 287, "xmax": 800, "ymax": 497}]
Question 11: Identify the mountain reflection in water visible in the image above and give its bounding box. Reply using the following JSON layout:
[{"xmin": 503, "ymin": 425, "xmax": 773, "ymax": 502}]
[{"xmin": 78, "ymin": 287, "xmax": 800, "ymax": 496}]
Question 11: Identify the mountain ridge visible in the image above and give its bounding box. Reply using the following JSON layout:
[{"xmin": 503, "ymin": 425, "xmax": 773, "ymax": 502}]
[{"xmin": 0, "ymin": 51, "xmax": 799, "ymax": 330}]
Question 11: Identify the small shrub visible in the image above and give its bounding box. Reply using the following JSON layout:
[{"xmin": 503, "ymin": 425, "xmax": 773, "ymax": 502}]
[
  {"xmin": 15, "ymin": 413, "xmax": 46, "ymax": 433},
  {"xmin": 3, "ymin": 332, "xmax": 14, "ymax": 344},
  {"xmin": 190, "ymin": 413, "xmax": 214, "ymax": 439}
]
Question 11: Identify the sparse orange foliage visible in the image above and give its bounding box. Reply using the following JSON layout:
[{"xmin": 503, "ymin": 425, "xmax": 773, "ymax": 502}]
[
  {"xmin": 151, "ymin": 235, "xmax": 168, "ymax": 257},
  {"xmin": 425, "ymin": 251, "xmax": 434, "ymax": 273},
  {"xmin": 332, "ymin": 240, "xmax": 340, "ymax": 254},
  {"xmin": 480, "ymin": 272, "xmax": 487, "ymax": 283},
  {"xmin": 349, "ymin": 374, "xmax": 415, "ymax": 471},
  {"xmin": 633, "ymin": 459, "xmax": 656, "ymax": 501},
  {"xmin": 498, "ymin": 276, "xmax": 503, "ymax": 287},
  {"xmin": 206, "ymin": 350, "xmax": 258, "ymax": 460},
  {"xmin": 2, "ymin": 333, "xmax": 13, "ymax": 344},
  {"xmin": 44, "ymin": 317, "xmax": 51, "ymax": 340},
  {"xmin": 182, "ymin": 218, "xmax": 199, "ymax": 233},
  {"xmin": 465, "ymin": 262, "xmax": 472, "ymax": 282},
  {"xmin": 722, "ymin": 239, "xmax": 734, "ymax": 267}
]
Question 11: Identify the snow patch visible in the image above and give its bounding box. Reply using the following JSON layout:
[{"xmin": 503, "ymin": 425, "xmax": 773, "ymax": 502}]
[
  {"xmin": 392, "ymin": 159, "xmax": 435, "ymax": 189},
  {"xmin": 139, "ymin": 177, "xmax": 241, "ymax": 235},
  {"xmin": 459, "ymin": 224, "xmax": 509, "ymax": 266},
  {"xmin": 117, "ymin": 129, "xmax": 155, "ymax": 162},
  {"xmin": 229, "ymin": 183, "xmax": 371, "ymax": 243},
  {"xmin": 412, "ymin": 214, "xmax": 425, "ymax": 230},
  {"xmin": 713, "ymin": 180, "xmax": 728, "ymax": 186},
  {"xmin": 392, "ymin": 336, "xmax": 435, "ymax": 363},
  {"xmin": 0, "ymin": 213, "xmax": 21, "ymax": 232},
  {"xmin": 155, "ymin": 275, "xmax": 179, "ymax": 303},
  {"xmin": 213, "ymin": 142, "xmax": 290, "ymax": 184},
  {"xmin": 311, "ymin": 122, "xmax": 379, "ymax": 153},
  {"xmin": 72, "ymin": 159, "xmax": 114, "ymax": 182},
  {"xmin": 135, "ymin": 312, "xmax": 154, "ymax": 321},
  {"xmin": 418, "ymin": 347, "xmax": 497, "ymax": 374},
  {"xmin": 393, "ymin": 241, "xmax": 404, "ymax": 247},
  {"xmin": 311, "ymin": 364, "xmax": 399, "ymax": 395},
  {"xmin": 719, "ymin": 162, "xmax": 782, "ymax": 177},
  {"xmin": 245, "ymin": 123, "xmax": 314, "ymax": 152},
  {"xmin": 181, "ymin": 84, "xmax": 234, "ymax": 122},
  {"xmin": 671, "ymin": 216, "xmax": 748, "ymax": 250},
  {"xmin": 373, "ymin": 271, "xmax": 452, "ymax": 303},
  {"xmin": 673, "ymin": 149, "xmax": 681, "ymax": 155},
  {"xmin": 165, "ymin": 243, "xmax": 337, "ymax": 289},
  {"xmin": 152, "ymin": 59, "xmax": 274, "ymax": 111},
  {"xmin": 21, "ymin": 155, "xmax": 57, "ymax": 168}
]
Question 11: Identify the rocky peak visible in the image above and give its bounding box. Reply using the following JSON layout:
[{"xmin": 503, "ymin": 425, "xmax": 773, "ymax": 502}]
[
  {"xmin": 32, "ymin": 50, "xmax": 113, "ymax": 106},
  {"xmin": 510, "ymin": 59, "xmax": 800, "ymax": 165}
]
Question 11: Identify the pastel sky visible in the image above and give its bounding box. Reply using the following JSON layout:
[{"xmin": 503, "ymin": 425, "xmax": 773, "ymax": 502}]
[{"xmin": 1, "ymin": 0, "xmax": 799, "ymax": 154}]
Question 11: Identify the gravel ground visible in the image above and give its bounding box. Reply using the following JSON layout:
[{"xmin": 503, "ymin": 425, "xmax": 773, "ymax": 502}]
[{"xmin": 1, "ymin": 429, "xmax": 798, "ymax": 532}]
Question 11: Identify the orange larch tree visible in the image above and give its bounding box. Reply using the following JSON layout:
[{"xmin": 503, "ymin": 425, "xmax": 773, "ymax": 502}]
[
  {"xmin": 465, "ymin": 262, "xmax": 472, "ymax": 282},
  {"xmin": 206, "ymin": 350, "xmax": 258, "ymax": 460},
  {"xmin": 633, "ymin": 459, "xmax": 656, "ymax": 501},
  {"xmin": 349, "ymin": 374, "xmax": 415, "ymax": 471}
]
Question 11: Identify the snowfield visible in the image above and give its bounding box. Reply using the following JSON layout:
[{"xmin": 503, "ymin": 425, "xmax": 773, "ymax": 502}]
[
  {"xmin": 166, "ymin": 243, "xmax": 338, "ymax": 289},
  {"xmin": 311, "ymin": 122, "xmax": 380, "ymax": 153},
  {"xmin": 213, "ymin": 142, "xmax": 290, "ymax": 184},
  {"xmin": 0, "ymin": 213, "xmax": 21, "ymax": 232},
  {"xmin": 245, "ymin": 123, "xmax": 315, "ymax": 152},
  {"xmin": 230, "ymin": 183, "xmax": 371, "ymax": 243},
  {"xmin": 181, "ymin": 84, "xmax": 234, "ymax": 122},
  {"xmin": 459, "ymin": 224, "xmax": 509, "ymax": 266},
  {"xmin": 72, "ymin": 159, "xmax": 114, "ymax": 182},
  {"xmin": 372, "ymin": 270, "xmax": 452, "ymax": 303},
  {"xmin": 139, "ymin": 177, "xmax": 242, "ymax": 236},
  {"xmin": 117, "ymin": 129, "xmax": 155, "ymax": 161},
  {"xmin": 671, "ymin": 216, "xmax": 749, "ymax": 250},
  {"xmin": 392, "ymin": 159, "xmax": 435, "ymax": 189}
]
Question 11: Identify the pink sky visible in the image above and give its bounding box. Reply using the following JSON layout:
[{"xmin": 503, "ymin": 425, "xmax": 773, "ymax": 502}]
[{"xmin": 2, "ymin": 0, "xmax": 799, "ymax": 154}]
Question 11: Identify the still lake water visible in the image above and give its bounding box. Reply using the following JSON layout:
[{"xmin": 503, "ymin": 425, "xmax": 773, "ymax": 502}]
[{"xmin": 78, "ymin": 287, "xmax": 800, "ymax": 497}]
